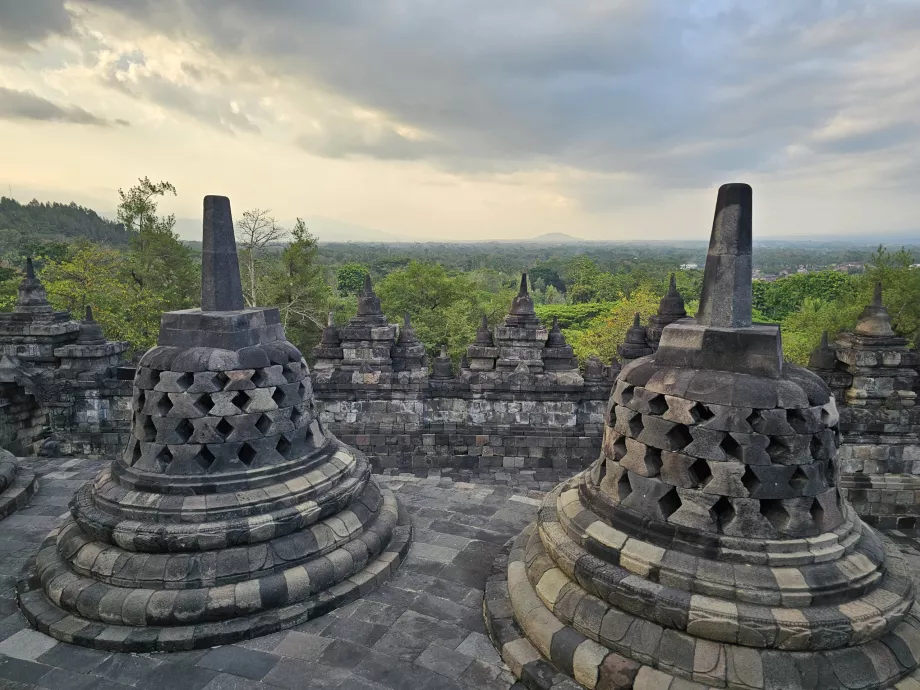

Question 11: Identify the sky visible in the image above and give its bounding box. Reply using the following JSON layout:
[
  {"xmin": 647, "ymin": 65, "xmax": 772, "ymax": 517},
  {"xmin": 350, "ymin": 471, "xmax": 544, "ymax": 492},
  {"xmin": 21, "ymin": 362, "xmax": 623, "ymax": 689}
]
[{"xmin": 2, "ymin": 1, "xmax": 920, "ymax": 242}]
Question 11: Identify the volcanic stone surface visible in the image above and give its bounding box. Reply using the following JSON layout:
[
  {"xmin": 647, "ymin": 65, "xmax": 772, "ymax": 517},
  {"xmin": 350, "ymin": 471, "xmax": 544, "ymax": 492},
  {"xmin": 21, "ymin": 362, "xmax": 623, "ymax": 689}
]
[
  {"xmin": 484, "ymin": 184, "xmax": 920, "ymax": 689},
  {"xmin": 0, "ymin": 448, "xmax": 36, "ymax": 521},
  {"xmin": 16, "ymin": 196, "xmax": 410, "ymax": 652}
]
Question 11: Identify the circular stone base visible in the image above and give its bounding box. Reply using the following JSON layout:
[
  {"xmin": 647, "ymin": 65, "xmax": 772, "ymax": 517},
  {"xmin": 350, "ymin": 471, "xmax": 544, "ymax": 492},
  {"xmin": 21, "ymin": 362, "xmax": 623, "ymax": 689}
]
[
  {"xmin": 483, "ymin": 525, "xmax": 920, "ymax": 690},
  {"xmin": 0, "ymin": 467, "xmax": 37, "ymax": 521},
  {"xmin": 16, "ymin": 498, "xmax": 412, "ymax": 652}
]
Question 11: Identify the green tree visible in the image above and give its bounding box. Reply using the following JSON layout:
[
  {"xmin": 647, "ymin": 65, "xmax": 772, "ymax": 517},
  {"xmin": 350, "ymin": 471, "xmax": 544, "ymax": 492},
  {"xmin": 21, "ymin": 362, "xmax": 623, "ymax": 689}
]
[
  {"xmin": 236, "ymin": 208, "xmax": 287, "ymax": 307},
  {"xmin": 118, "ymin": 177, "xmax": 199, "ymax": 311},
  {"xmin": 262, "ymin": 219, "xmax": 331, "ymax": 352},
  {"xmin": 565, "ymin": 289, "xmax": 662, "ymax": 364},
  {"xmin": 336, "ymin": 262, "xmax": 370, "ymax": 296}
]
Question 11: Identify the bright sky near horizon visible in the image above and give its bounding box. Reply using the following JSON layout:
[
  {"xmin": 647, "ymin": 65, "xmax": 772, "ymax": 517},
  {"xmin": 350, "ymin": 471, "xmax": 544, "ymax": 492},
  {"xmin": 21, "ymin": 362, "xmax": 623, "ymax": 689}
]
[{"xmin": 2, "ymin": 1, "xmax": 920, "ymax": 241}]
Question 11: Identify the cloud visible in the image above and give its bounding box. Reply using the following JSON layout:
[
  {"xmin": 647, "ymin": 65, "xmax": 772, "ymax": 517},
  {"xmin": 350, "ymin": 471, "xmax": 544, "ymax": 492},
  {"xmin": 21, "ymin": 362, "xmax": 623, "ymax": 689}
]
[
  {"xmin": 0, "ymin": 0, "xmax": 73, "ymax": 48},
  {"xmin": 68, "ymin": 0, "xmax": 920, "ymax": 192},
  {"xmin": 0, "ymin": 87, "xmax": 126, "ymax": 126}
]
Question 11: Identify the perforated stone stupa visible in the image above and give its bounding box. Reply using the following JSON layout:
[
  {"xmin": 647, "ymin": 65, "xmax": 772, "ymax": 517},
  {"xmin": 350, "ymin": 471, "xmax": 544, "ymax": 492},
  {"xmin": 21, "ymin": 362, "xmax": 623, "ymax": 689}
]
[
  {"xmin": 17, "ymin": 195, "xmax": 410, "ymax": 652},
  {"xmin": 484, "ymin": 184, "xmax": 920, "ymax": 689}
]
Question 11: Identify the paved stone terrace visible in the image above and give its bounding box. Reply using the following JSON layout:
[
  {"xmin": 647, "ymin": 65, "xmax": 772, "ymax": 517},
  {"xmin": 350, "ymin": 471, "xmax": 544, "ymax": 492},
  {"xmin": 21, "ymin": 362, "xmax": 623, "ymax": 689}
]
[
  {"xmin": 0, "ymin": 457, "xmax": 553, "ymax": 690},
  {"xmin": 5, "ymin": 458, "xmax": 920, "ymax": 690}
]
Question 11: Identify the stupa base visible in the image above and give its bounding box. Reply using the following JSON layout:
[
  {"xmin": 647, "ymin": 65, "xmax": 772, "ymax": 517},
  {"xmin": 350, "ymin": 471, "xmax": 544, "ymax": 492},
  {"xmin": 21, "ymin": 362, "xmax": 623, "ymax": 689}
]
[
  {"xmin": 16, "ymin": 493, "xmax": 412, "ymax": 653},
  {"xmin": 485, "ymin": 506, "xmax": 920, "ymax": 690},
  {"xmin": 0, "ymin": 460, "xmax": 36, "ymax": 521}
]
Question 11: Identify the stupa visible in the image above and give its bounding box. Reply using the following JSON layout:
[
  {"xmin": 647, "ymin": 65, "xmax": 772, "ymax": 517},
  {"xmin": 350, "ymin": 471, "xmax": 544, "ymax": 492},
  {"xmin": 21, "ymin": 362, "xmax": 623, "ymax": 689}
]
[
  {"xmin": 485, "ymin": 183, "xmax": 920, "ymax": 689},
  {"xmin": 18, "ymin": 196, "xmax": 410, "ymax": 651},
  {"xmin": 0, "ymin": 446, "xmax": 36, "ymax": 520}
]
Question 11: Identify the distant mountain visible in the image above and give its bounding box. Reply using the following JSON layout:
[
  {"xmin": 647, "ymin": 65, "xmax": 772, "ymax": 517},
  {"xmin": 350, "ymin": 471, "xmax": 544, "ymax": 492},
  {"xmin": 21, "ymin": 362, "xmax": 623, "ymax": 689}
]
[
  {"xmin": 0, "ymin": 196, "xmax": 128, "ymax": 249},
  {"xmin": 525, "ymin": 232, "xmax": 585, "ymax": 244}
]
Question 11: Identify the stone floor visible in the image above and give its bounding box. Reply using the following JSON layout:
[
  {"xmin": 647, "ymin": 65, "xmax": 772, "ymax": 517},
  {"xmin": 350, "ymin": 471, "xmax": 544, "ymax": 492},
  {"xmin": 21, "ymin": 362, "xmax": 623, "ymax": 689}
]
[
  {"xmin": 0, "ymin": 457, "xmax": 548, "ymax": 690},
  {"xmin": 5, "ymin": 459, "xmax": 920, "ymax": 690}
]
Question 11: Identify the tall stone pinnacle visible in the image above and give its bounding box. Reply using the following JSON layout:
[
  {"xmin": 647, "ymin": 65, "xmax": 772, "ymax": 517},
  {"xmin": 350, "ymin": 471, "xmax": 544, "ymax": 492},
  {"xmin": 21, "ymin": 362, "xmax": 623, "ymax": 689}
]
[
  {"xmin": 855, "ymin": 282, "xmax": 895, "ymax": 337},
  {"xmin": 26, "ymin": 257, "xmax": 35, "ymax": 279},
  {"xmin": 518, "ymin": 272, "xmax": 528, "ymax": 296},
  {"xmin": 200, "ymin": 195, "xmax": 244, "ymax": 312},
  {"xmin": 696, "ymin": 183, "xmax": 753, "ymax": 328}
]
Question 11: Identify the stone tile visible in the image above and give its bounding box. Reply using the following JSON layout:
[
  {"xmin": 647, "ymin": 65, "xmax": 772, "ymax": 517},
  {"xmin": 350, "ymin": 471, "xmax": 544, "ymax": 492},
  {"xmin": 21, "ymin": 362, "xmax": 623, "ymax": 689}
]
[
  {"xmin": 414, "ymin": 643, "xmax": 474, "ymax": 679},
  {"xmin": 273, "ymin": 631, "xmax": 333, "ymax": 661},
  {"xmin": 456, "ymin": 632, "xmax": 503, "ymax": 665},
  {"xmin": 372, "ymin": 630, "xmax": 430, "ymax": 663},
  {"xmin": 197, "ymin": 646, "xmax": 278, "ymax": 681},
  {"xmin": 321, "ymin": 615, "xmax": 389, "ymax": 647},
  {"xmin": 36, "ymin": 666, "xmax": 96, "ymax": 690},
  {"xmin": 347, "ymin": 599, "xmax": 406, "ymax": 627},
  {"xmin": 457, "ymin": 659, "xmax": 509, "ymax": 690},
  {"xmin": 409, "ymin": 593, "xmax": 485, "ymax": 633},
  {"xmin": 199, "ymin": 673, "xmax": 264, "ymax": 690},
  {"xmin": 262, "ymin": 658, "xmax": 349, "ymax": 689},
  {"xmin": 317, "ymin": 640, "xmax": 369, "ymax": 670},
  {"xmin": 353, "ymin": 649, "xmax": 465, "ymax": 690},
  {"xmin": 0, "ymin": 655, "xmax": 54, "ymax": 684},
  {"xmin": 0, "ymin": 628, "xmax": 59, "ymax": 660},
  {"xmin": 390, "ymin": 610, "xmax": 469, "ymax": 649},
  {"xmin": 134, "ymin": 661, "xmax": 218, "ymax": 690},
  {"xmin": 94, "ymin": 654, "xmax": 163, "ymax": 686},
  {"xmin": 36, "ymin": 643, "xmax": 110, "ymax": 673}
]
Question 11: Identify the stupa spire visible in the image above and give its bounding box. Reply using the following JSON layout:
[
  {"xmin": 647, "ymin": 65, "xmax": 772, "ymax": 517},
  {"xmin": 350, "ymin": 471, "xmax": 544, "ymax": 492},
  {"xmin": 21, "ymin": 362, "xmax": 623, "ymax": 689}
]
[
  {"xmin": 200, "ymin": 195, "xmax": 244, "ymax": 311},
  {"xmin": 696, "ymin": 183, "xmax": 753, "ymax": 328}
]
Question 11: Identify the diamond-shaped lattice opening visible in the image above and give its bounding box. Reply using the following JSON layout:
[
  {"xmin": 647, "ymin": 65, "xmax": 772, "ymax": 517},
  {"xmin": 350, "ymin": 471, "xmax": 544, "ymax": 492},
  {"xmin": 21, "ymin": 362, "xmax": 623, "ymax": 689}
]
[
  {"xmin": 129, "ymin": 441, "xmax": 142, "ymax": 466},
  {"xmin": 619, "ymin": 384, "xmax": 635, "ymax": 406},
  {"xmin": 760, "ymin": 499, "xmax": 789, "ymax": 532},
  {"xmin": 786, "ymin": 408, "xmax": 810, "ymax": 433},
  {"xmin": 217, "ymin": 371, "xmax": 230, "ymax": 388},
  {"xmin": 298, "ymin": 382, "xmax": 307, "ymax": 399},
  {"xmin": 155, "ymin": 446, "xmax": 173, "ymax": 472},
  {"xmin": 613, "ymin": 436, "xmax": 628, "ymax": 461},
  {"xmin": 156, "ymin": 393, "xmax": 174, "ymax": 417},
  {"xmin": 195, "ymin": 393, "xmax": 214, "ymax": 416},
  {"xmin": 290, "ymin": 406, "xmax": 303, "ymax": 428},
  {"xmin": 720, "ymin": 433, "xmax": 741, "ymax": 460},
  {"xmin": 666, "ymin": 424, "xmax": 693, "ymax": 449},
  {"xmin": 139, "ymin": 414, "xmax": 157, "ymax": 442},
  {"xmin": 272, "ymin": 387, "xmax": 286, "ymax": 407},
  {"xmin": 276, "ymin": 435, "xmax": 292, "ymax": 459},
  {"xmin": 688, "ymin": 458, "xmax": 712, "ymax": 487},
  {"xmin": 692, "ymin": 402, "xmax": 715, "ymax": 423},
  {"xmin": 658, "ymin": 488, "xmax": 682, "ymax": 519},
  {"xmin": 231, "ymin": 390, "xmax": 249, "ymax": 412},
  {"xmin": 282, "ymin": 365, "xmax": 299, "ymax": 383},
  {"xmin": 135, "ymin": 390, "xmax": 146, "ymax": 412},
  {"xmin": 216, "ymin": 418, "xmax": 233, "ymax": 440},
  {"xmin": 766, "ymin": 437, "xmax": 788, "ymax": 463},
  {"xmin": 626, "ymin": 412, "xmax": 644, "ymax": 437},
  {"xmin": 617, "ymin": 472, "xmax": 632, "ymax": 502},
  {"xmin": 176, "ymin": 372, "xmax": 193, "ymax": 391},
  {"xmin": 712, "ymin": 496, "xmax": 735, "ymax": 530},
  {"xmin": 175, "ymin": 418, "xmax": 194, "ymax": 444},
  {"xmin": 789, "ymin": 467, "xmax": 809, "ymax": 493},
  {"xmin": 196, "ymin": 446, "xmax": 216, "ymax": 472},
  {"xmin": 646, "ymin": 394, "xmax": 668, "ymax": 415},
  {"xmin": 810, "ymin": 497, "xmax": 825, "ymax": 529},
  {"xmin": 256, "ymin": 414, "xmax": 272, "ymax": 435},
  {"xmin": 826, "ymin": 459, "xmax": 836, "ymax": 484},
  {"xmin": 251, "ymin": 369, "xmax": 267, "ymax": 387},
  {"xmin": 239, "ymin": 442, "xmax": 257, "ymax": 467},
  {"xmin": 741, "ymin": 466, "xmax": 760, "ymax": 496}
]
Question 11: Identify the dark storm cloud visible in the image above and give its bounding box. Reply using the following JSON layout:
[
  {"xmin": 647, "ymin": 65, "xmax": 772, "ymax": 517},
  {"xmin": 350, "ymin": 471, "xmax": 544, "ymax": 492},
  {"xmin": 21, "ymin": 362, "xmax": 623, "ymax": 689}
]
[
  {"xmin": 0, "ymin": 0, "xmax": 73, "ymax": 48},
  {"xmin": 79, "ymin": 0, "xmax": 920, "ymax": 186},
  {"xmin": 0, "ymin": 87, "xmax": 125, "ymax": 126}
]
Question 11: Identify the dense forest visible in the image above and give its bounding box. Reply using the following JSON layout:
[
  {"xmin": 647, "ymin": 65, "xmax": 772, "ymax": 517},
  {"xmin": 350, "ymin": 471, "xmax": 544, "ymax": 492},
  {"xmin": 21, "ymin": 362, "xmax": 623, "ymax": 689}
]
[{"xmin": 1, "ymin": 179, "xmax": 919, "ymax": 367}]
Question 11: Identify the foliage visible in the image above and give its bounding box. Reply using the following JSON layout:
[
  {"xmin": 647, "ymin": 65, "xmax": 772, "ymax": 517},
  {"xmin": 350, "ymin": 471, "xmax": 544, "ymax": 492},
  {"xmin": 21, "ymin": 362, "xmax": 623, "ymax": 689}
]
[
  {"xmin": 534, "ymin": 302, "xmax": 617, "ymax": 330},
  {"xmin": 260, "ymin": 219, "xmax": 331, "ymax": 353},
  {"xmin": 235, "ymin": 208, "xmax": 287, "ymax": 307},
  {"xmin": 336, "ymin": 262, "xmax": 370, "ymax": 296},
  {"xmin": 0, "ymin": 196, "xmax": 127, "ymax": 257},
  {"xmin": 376, "ymin": 261, "xmax": 515, "ymax": 360},
  {"xmin": 753, "ymin": 271, "xmax": 856, "ymax": 322},
  {"xmin": 564, "ymin": 289, "xmax": 662, "ymax": 365},
  {"xmin": 118, "ymin": 177, "xmax": 200, "ymax": 312}
]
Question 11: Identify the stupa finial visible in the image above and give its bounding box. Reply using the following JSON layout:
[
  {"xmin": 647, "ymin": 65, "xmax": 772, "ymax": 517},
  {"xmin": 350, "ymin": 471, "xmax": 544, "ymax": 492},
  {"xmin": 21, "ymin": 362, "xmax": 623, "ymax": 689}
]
[
  {"xmin": 26, "ymin": 257, "xmax": 35, "ymax": 280},
  {"xmin": 696, "ymin": 183, "xmax": 753, "ymax": 328},
  {"xmin": 518, "ymin": 273, "xmax": 529, "ymax": 297},
  {"xmin": 201, "ymin": 195, "xmax": 244, "ymax": 311}
]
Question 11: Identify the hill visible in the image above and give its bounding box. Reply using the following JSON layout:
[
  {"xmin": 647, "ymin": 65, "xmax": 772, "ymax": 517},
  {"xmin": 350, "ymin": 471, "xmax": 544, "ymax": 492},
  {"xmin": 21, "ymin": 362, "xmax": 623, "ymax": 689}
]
[
  {"xmin": 0, "ymin": 196, "xmax": 128, "ymax": 257},
  {"xmin": 526, "ymin": 232, "xmax": 585, "ymax": 243}
]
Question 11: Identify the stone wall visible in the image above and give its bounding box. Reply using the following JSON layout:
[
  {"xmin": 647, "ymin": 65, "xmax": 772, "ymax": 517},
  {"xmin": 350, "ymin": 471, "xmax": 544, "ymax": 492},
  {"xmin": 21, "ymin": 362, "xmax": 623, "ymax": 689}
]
[
  {"xmin": 0, "ymin": 381, "xmax": 46, "ymax": 455},
  {"xmin": 314, "ymin": 387, "xmax": 606, "ymax": 475}
]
